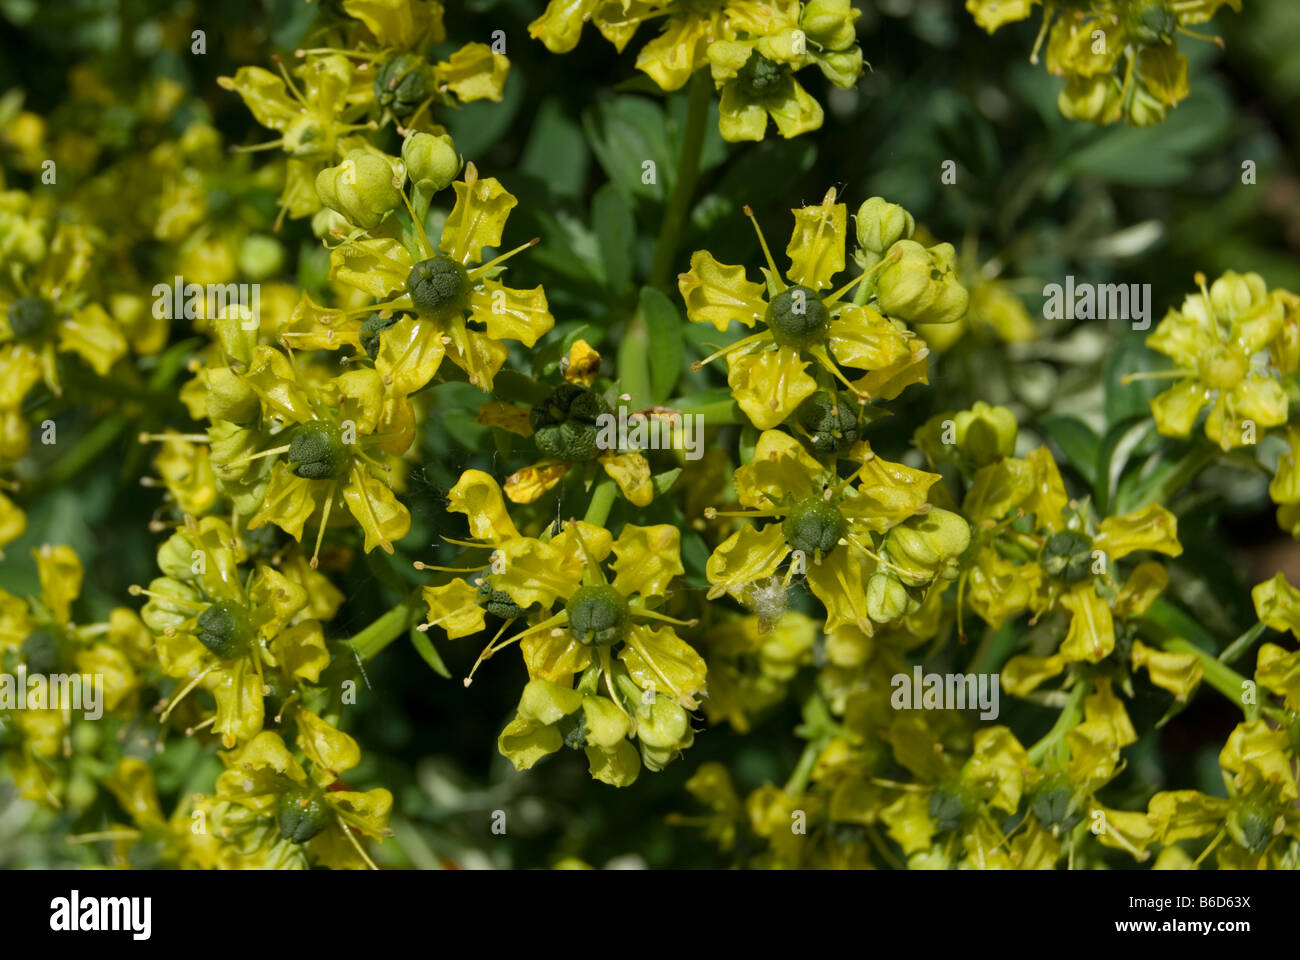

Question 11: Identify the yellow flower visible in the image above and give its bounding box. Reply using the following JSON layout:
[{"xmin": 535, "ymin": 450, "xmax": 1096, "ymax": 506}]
[
  {"xmin": 705, "ymin": 430, "xmax": 962, "ymax": 634},
  {"xmin": 135, "ymin": 517, "xmax": 330, "ymax": 747},
  {"xmin": 324, "ymin": 163, "xmax": 552, "ymax": 393},
  {"xmin": 218, "ymin": 54, "xmax": 361, "ymax": 220},
  {"xmin": 681, "ymin": 189, "xmax": 931, "ymax": 429},
  {"xmin": 216, "ymin": 717, "xmax": 393, "ymax": 869},
  {"xmin": 1144, "ymin": 272, "xmax": 1288, "ymax": 450},
  {"xmin": 0, "ymin": 218, "xmax": 128, "ymax": 457}
]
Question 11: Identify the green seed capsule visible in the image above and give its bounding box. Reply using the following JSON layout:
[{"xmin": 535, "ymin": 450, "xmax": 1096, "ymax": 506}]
[
  {"xmin": 288, "ymin": 419, "xmax": 347, "ymax": 480},
  {"xmin": 407, "ymin": 255, "xmax": 471, "ymax": 321},
  {"xmin": 1041, "ymin": 531, "xmax": 1093, "ymax": 585},
  {"xmin": 359, "ymin": 312, "xmax": 403, "ymax": 361},
  {"xmin": 20, "ymin": 628, "xmax": 64, "ymax": 676},
  {"xmin": 7, "ymin": 295, "xmax": 54, "ymax": 340},
  {"xmin": 529, "ymin": 384, "xmax": 610, "ymax": 462},
  {"xmin": 929, "ymin": 780, "xmax": 973, "ymax": 832},
  {"xmin": 766, "ymin": 284, "xmax": 830, "ymax": 347},
  {"xmin": 277, "ymin": 788, "xmax": 331, "ymax": 844},
  {"xmin": 782, "ymin": 497, "xmax": 847, "ymax": 558},
  {"xmin": 1125, "ymin": 0, "xmax": 1177, "ymax": 45},
  {"xmin": 374, "ymin": 52, "xmax": 435, "ymax": 117},
  {"xmin": 737, "ymin": 51, "xmax": 790, "ymax": 101},
  {"xmin": 194, "ymin": 600, "xmax": 253, "ymax": 660},
  {"xmin": 476, "ymin": 578, "xmax": 524, "ymax": 620},
  {"xmin": 566, "ymin": 585, "xmax": 629, "ymax": 646},
  {"xmin": 794, "ymin": 390, "xmax": 858, "ymax": 454},
  {"xmin": 1030, "ymin": 773, "xmax": 1083, "ymax": 833}
]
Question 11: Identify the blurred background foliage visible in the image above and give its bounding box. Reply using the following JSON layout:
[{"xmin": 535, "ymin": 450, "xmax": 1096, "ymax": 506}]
[{"xmin": 1, "ymin": 0, "xmax": 1298, "ymax": 867}]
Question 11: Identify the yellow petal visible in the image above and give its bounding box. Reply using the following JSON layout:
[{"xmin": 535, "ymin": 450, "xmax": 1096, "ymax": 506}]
[
  {"xmin": 1094, "ymin": 503, "xmax": 1182, "ymax": 560},
  {"xmin": 469, "ymin": 278, "xmax": 554, "ymax": 347},
  {"xmin": 600, "ymin": 451, "xmax": 654, "ymax": 506},
  {"xmin": 734, "ymin": 429, "xmax": 824, "ymax": 506},
  {"xmin": 434, "ymin": 43, "xmax": 508, "ymax": 102},
  {"xmin": 785, "ymin": 188, "xmax": 845, "ymax": 291},
  {"xmin": 677, "ymin": 250, "xmax": 766, "ymax": 331},
  {"xmin": 422, "ymin": 579, "xmax": 487, "ymax": 640},
  {"xmin": 705, "ymin": 522, "xmax": 791, "ymax": 600},
  {"xmin": 448, "ymin": 469, "xmax": 519, "ymax": 540},
  {"xmin": 726, "ymin": 344, "xmax": 817, "ymax": 429},
  {"xmin": 342, "ymin": 464, "xmax": 411, "ymax": 554},
  {"xmin": 441, "ymin": 164, "xmax": 518, "ymax": 265},
  {"xmin": 610, "ymin": 524, "xmax": 683, "ymax": 598},
  {"xmin": 504, "ymin": 462, "xmax": 569, "ymax": 504},
  {"xmin": 375, "ymin": 316, "xmax": 446, "ymax": 396}
]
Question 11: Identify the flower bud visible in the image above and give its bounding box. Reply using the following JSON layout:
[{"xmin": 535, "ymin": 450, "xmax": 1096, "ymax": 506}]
[
  {"xmin": 866, "ymin": 571, "xmax": 910, "ymax": 623},
  {"xmin": 237, "ymin": 234, "xmax": 284, "ymax": 281},
  {"xmin": 877, "ymin": 240, "xmax": 969, "ymax": 326},
  {"xmin": 1209, "ymin": 271, "xmax": 1268, "ymax": 323},
  {"xmin": 402, "ymin": 132, "xmax": 461, "ymax": 193},
  {"xmin": 315, "ymin": 149, "xmax": 402, "ymax": 231},
  {"xmin": 204, "ymin": 367, "xmax": 259, "ymax": 424},
  {"xmin": 885, "ymin": 509, "xmax": 971, "ymax": 586},
  {"xmin": 855, "ymin": 197, "xmax": 914, "ymax": 267},
  {"xmin": 954, "ymin": 401, "xmax": 1017, "ymax": 467},
  {"xmin": 802, "ymin": 0, "xmax": 860, "ymax": 49},
  {"xmin": 1058, "ymin": 75, "xmax": 1120, "ymax": 124}
]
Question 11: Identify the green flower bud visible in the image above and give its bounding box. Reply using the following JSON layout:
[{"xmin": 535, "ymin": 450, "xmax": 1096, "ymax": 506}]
[
  {"xmin": 566, "ymin": 585, "xmax": 629, "ymax": 646},
  {"xmin": 205, "ymin": 367, "xmax": 260, "ymax": 424},
  {"xmin": 855, "ymin": 197, "xmax": 914, "ymax": 267},
  {"xmin": 737, "ymin": 50, "xmax": 791, "ymax": 101},
  {"xmin": 801, "ymin": 0, "xmax": 859, "ymax": 51},
  {"xmin": 402, "ymin": 133, "xmax": 461, "ymax": 193},
  {"xmin": 1127, "ymin": 83, "xmax": 1168, "ymax": 127},
  {"xmin": 194, "ymin": 599, "xmax": 253, "ymax": 660},
  {"xmin": 783, "ymin": 497, "xmax": 847, "ymax": 558},
  {"xmin": 359, "ymin": 311, "xmax": 403, "ymax": 361},
  {"xmin": 953, "ymin": 401, "xmax": 1017, "ymax": 467},
  {"xmin": 794, "ymin": 390, "xmax": 859, "ymax": 455},
  {"xmin": 374, "ymin": 52, "xmax": 435, "ymax": 118},
  {"xmin": 530, "ymin": 383, "xmax": 611, "ymax": 462},
  {"xmin": 21, "ymin": 628, "xmax": 65, "ymax": 675},
  {"xmin": 1058, "ymin": 75, "xmax": 1121, "ymax": 124},
  {"xmin": 237, "ymin": 234, "xmax": 285, "ymax": 281},
  {"xmin": 1041, "ymin": 531, "xmax": 1093, "ymax": 585},
  {"xmin": 886, "ymin": 509, "xmax": 971, "ymax": 586},
  {"xmin": 766, "ymin": 284, "xmax": 830, "ymax": 347},
  {"xmin": 1209, "ymin": 271, "xmax": 1268, "ymax": 323},
  {"xmin": 288, "ymin": 419, "xmax": 348, "ymax": 480},
  {"xmin": 1125, "ymin": 0, "xmax": 1177, "ymax": 45},
  {"xmin": 876, "ymin": 241, "xmax": 969, "ymax": 326},
  {"xmin": 407, "ymin": 255, "xmax": 472, "ymax": 321},
  {"xmin": 277, "ymin": 787, "xmax": 330, "ymax": 843},
  {"xmin": 315, "ymin": 149, "xmax": 402, "ymax": 231},
  {"xmin": 866, "ymin": 572, "xmax": 910, "ymax": 623},
  {"xmin": 637, "ymin": 696, "xmax": 694, "ymax": 772},
  {"xmin": 7, "ymin": 294, "xmax": 54, "ymax": 341}
]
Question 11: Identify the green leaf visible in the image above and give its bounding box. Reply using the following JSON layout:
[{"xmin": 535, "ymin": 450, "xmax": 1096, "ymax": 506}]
[
  {"xmin": 1038, "ymin": 415, "xmax": 1100, "ymax": 494},
  {"xmin": 582, "ymin": 95, "xmax": 672, "ymax": 201},
  {"xmin": 409, "ymin": 624, "xmax": 451, "ymax": 679},
  {"xmin": 640, "ymin": 286, "xmax": 684, "ymax": 403},
  {"xmin": 592, "ymin": 184, "xmax": 634, "ymax": 296},
  {"xmin": 1094, "ymin": 416, "xmax": 1155, "ymax": 516},
  {"xmin": 520, "ymin": 98, "xmax": 589, "ymax": 198}
]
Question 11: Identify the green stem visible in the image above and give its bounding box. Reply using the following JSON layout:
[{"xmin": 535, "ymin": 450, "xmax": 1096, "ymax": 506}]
[
  {"xmin": 784, "ymin": 737, "xmax": 821, "ymax": 795},
  {"xmin": 1158, "ymin": 637, "xmax": 1257, "ymax": 721},
  {"xmin": 1126, "ymin": 444, "xmax": 1217, "ymax": 513},
  {"xmin": 670, "ymin": 396, "xmax": 743, "ymax": 424},
  {"xmin": 582, "ymin": 477, "xmax": 618, "ymax": 528},
  {"xmin": 1218, "ymin": 621, "xmax": 1266, "ymax": 666},
  {"xmin": 31, "ymin": 413, "xmax": 128, "ymax": 496},
  {"xmin": 1027, "ymin": 678, "xmax": 1089, "ymax": 765},
  {"xmin": 647, "ymin": 70, "xmax": 713, "ymax": 292},
  {"xmin": 350, "ymin": 598, "xmax": 417, "ymax": 661}
]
